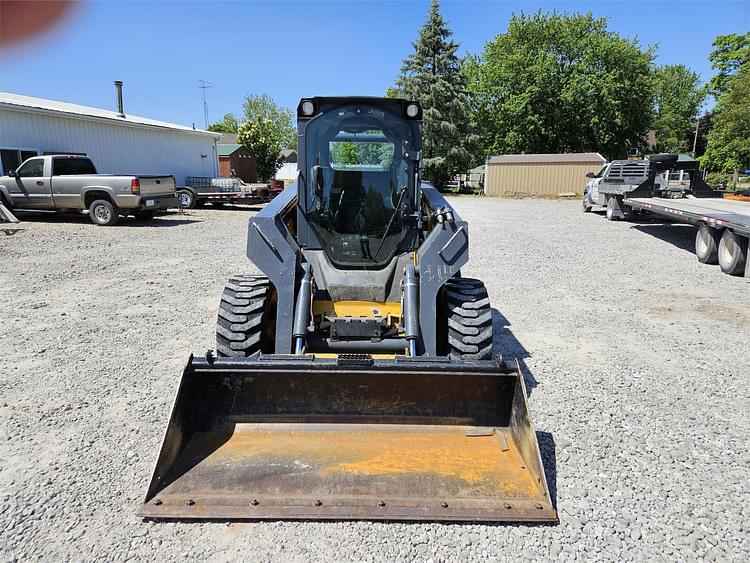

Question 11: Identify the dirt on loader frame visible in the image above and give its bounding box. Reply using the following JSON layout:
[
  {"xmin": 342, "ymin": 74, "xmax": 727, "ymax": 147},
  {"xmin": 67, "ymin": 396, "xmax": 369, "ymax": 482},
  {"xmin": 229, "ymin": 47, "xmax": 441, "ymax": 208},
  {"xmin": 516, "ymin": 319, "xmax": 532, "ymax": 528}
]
[{"xmin": 139, "ymin": 354, "xmax": 556, "ymax": 522}]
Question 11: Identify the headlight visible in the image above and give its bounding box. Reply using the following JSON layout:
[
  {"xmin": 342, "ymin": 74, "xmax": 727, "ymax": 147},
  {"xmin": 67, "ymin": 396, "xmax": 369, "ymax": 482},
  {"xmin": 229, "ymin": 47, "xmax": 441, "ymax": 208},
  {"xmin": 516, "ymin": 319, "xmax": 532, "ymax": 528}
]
[
  {"xmin": 301, "ymin": 100, "xmax": 315, "ymax": 116},
  {"xmin": 406, "ymin": 103, "xmax": 419, "ymax": 118}
]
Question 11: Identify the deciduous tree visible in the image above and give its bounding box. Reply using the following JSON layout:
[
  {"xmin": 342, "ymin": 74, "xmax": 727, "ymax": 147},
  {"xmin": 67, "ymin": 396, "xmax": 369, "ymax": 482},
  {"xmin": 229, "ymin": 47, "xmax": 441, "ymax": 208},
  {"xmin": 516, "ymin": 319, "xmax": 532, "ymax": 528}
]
[
  {"xmin": 467, "ymin": 11, "xmax": 654, "ymax": 159},
  {"xmin": 652, "ymin": 64, "xmax": 706, "ymax": 153},
  {"xmin": 208, "ymin": 113, "xmax": 239, "ymax": 133},
  {"xmin": 242, "ymin": 94, "xmax": 296, "ymax": 150},
  {"xmin": 237, "ymin": 119, "xmax": 283, "ymax": 182}
]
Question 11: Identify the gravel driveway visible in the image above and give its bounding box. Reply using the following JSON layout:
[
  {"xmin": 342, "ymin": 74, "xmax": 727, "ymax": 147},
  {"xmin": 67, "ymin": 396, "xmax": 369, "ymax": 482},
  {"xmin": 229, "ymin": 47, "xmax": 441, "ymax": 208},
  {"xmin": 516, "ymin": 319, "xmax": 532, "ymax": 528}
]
[{"xmin": 1, "ymin": 199, "xmax": 748, "ymax": 561}]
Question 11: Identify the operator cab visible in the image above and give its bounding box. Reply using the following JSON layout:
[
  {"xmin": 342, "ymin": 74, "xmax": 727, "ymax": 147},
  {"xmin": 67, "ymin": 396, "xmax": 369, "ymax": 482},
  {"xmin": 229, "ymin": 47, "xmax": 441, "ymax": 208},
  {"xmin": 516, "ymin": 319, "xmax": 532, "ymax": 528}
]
[{"xmin": 297, "ymin": 98, "xmax": 423, "ymax": 269}]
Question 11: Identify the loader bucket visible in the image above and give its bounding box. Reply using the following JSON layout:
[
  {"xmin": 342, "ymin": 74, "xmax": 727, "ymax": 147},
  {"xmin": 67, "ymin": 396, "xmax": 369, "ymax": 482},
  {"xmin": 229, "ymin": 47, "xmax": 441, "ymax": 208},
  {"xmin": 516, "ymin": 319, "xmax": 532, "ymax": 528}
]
[{"xmin": 139, "ymin": 355, "xmax": 556, "ymax": 522}]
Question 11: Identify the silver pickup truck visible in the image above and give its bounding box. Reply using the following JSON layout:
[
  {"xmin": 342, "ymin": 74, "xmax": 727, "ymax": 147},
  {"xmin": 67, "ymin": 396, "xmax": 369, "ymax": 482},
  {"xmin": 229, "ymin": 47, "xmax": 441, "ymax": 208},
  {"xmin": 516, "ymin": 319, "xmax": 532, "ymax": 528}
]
[{"xmin": 0, "ymin": 155, "xmax": 176, "ymax": 225}]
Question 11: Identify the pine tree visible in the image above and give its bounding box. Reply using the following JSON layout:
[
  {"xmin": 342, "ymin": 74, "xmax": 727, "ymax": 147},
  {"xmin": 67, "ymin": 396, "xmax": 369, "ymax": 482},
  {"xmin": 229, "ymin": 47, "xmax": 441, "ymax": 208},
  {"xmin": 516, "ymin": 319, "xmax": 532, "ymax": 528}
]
[{"xmin": 391, "ymin": 0, "xmax": 475, "ymax": 189}]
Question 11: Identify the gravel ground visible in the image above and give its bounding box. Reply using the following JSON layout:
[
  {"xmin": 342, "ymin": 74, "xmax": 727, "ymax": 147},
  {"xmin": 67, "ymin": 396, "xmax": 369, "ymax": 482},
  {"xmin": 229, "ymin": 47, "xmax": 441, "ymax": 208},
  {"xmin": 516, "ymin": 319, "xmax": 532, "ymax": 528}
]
[{"xmin": 1, "ymin": 199, "xmax": 748, "ymax": 561}]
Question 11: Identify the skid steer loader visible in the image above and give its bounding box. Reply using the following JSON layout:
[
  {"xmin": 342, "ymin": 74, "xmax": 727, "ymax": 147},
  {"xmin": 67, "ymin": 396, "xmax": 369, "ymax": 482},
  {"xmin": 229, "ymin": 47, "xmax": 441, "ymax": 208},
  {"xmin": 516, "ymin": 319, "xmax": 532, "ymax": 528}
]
[{"xmin": 139, "ymin": 97, "xmax": 556, "ymax": 522}]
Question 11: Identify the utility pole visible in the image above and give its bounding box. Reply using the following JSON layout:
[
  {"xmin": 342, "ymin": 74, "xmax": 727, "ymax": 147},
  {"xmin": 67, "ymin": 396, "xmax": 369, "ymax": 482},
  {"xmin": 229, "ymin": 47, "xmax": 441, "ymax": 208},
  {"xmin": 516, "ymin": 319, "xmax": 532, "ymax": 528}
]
[
  {"xmin": 692, "ymin": 116, "xmax": 701, "ymax": 158},
  {"xmin": 198, "ymin": 80, "xmax": 213, "ymax": 129}
]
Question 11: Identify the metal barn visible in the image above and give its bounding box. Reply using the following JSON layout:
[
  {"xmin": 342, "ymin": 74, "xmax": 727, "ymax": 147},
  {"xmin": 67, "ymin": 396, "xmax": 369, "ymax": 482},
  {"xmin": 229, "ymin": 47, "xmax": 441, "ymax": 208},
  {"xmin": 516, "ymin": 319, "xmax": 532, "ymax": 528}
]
[
  {"xmin": 0, "ymin": 91, "xmax": 220, "ymax": 185},
  {"xmin": 484, "ymin": 153, "xmax": 606, "ymax": 197}
]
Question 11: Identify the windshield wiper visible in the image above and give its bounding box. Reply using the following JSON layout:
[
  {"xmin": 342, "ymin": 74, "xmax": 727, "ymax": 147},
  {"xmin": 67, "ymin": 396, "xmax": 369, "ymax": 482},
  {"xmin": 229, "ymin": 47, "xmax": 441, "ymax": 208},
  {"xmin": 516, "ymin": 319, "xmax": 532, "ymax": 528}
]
[{"xmin": 373, "ymin": 186, "xmax": 408, "ymax": 260}]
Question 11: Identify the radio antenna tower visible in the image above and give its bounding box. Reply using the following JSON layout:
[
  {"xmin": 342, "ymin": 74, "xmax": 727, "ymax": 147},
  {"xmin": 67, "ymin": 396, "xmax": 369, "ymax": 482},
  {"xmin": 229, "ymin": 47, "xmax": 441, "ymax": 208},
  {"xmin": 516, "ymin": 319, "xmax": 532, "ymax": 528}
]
[{"xmin": 198, "ymin": 80, "xmax": 213, "ymax": 129}]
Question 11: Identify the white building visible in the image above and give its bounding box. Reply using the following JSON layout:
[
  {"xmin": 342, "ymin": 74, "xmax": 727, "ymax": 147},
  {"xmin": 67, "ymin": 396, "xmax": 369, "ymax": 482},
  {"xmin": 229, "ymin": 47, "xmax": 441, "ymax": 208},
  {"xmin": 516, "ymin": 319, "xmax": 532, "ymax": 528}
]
[{"xmin": 0, "ymin": 91, "xmax": 220, "ymax": 184}]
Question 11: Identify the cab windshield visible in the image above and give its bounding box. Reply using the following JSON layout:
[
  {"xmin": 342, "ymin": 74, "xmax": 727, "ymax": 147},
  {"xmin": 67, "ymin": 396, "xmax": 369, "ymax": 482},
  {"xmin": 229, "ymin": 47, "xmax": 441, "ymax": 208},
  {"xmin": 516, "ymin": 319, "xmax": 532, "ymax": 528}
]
[{"xmin": 304, "ymin": 106, "xmax": 414, "ymax": 269}]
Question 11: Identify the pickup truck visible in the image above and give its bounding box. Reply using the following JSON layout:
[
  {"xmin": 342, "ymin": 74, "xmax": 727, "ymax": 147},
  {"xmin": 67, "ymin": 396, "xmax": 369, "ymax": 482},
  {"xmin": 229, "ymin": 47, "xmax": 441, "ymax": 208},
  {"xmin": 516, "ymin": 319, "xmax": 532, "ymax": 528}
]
[{"xmin": 0, "ymin": 155, "xmax": 176, "ymax": 225}]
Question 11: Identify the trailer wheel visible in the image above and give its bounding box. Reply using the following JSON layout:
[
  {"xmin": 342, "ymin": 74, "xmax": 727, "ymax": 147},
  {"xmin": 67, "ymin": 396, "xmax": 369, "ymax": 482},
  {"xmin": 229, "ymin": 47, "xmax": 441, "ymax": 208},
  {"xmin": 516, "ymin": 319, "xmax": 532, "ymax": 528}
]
[
  {"xmin": 605, "ymin": 197, "xmax": 619, "ymax": 221},
  {"xmin": 88, "ymin": 199, "xmax": 119, "ymax": 226},
  {"xmin": 216, "ymin": 275, "xmax": 276, "ymax": 356},
  {"xmin": 695, "ymin": 223, "xmax": 720, "ymax": 264},
  {"xmin": 177, "ymin": 189, "xmax": 196, "ymax": 209},
  {"xmin": 718, "ymin": 230, "xmax": 748, "ymax": 276},
  {"xmin": 440, "ymin": 278, "xmax": 493, "ymax": 361}
]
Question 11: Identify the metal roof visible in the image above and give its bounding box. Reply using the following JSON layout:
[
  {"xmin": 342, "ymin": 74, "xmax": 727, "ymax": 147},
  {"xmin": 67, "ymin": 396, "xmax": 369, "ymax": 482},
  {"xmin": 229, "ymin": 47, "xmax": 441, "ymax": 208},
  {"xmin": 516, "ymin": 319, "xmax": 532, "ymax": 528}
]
[
  {"xmin": 0, "ymin": 92, "xmax": 221, "ymax": 137},
  {"xmin": 217, "ymin": 143, "xmax": 244, "ymax": 156},
  {"xmin": 488, "ymin": 153, "xmax": 605, "ymax": 165}
]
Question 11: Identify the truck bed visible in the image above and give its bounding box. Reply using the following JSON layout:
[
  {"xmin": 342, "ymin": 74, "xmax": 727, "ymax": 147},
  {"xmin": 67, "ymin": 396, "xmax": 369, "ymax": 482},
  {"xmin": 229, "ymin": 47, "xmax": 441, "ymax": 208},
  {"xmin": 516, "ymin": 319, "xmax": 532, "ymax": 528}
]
[{"xmin": 627, "ymin": 196, "xmax": 750, "ymax": 236}]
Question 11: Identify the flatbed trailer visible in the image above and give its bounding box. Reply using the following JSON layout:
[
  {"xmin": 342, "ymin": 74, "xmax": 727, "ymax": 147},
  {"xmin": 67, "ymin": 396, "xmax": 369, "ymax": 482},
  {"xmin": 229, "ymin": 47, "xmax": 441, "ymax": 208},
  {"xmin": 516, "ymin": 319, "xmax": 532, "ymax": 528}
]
[
  {"xmin": 177, "ymin": 177, "xmax": 282, "ymax": 209},
  {"xmin": 588, "ymin": 154, "xmax": 749, "ymax": 277},
  {"xmin": 626, "ymin": 195, "xmax": 750, "ymax": 277}
]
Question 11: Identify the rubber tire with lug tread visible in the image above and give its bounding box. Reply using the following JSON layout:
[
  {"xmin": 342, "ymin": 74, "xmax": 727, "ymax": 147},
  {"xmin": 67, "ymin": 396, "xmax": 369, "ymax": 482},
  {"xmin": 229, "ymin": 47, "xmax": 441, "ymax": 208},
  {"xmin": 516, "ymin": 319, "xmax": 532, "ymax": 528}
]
[
  {"xmin": 695, "ymin": 223, "xmax": 719, "ymax": 264},
  {"xmin": 717, "ymin": 230, "xmax": 748, "ymax": 276},
  {"xmin": 442, "ymin": 277, "xmax": 493, "ymax": 360},
  {"xmin": 89, "ymin": 199, "xmax": 118, "ymax": 226},
  {"xmin": 216, "ymin": 275, "xmax": 274, "ymax": 357},
  {"xmin": 134, "ymin": 209, "xmax": 155, "ymax": 220},
  {"xmin": 177, "ymin": 189, "xmax": 196, "ymax": 209}
]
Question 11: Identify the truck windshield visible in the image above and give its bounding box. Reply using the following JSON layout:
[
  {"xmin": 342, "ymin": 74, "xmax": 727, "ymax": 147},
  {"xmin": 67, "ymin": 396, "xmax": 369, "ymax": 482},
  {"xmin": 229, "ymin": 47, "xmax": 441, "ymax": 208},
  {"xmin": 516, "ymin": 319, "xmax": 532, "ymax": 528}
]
[{"xmin": 304, "ymin": 105, "xmax": 414, "ymax": 269}]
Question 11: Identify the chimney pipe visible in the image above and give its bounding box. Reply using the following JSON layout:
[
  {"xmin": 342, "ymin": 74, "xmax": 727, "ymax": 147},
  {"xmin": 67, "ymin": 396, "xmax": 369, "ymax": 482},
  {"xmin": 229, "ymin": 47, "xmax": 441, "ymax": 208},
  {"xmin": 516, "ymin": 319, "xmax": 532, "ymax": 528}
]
[{"xmin": 114, "ymin": 80, "xmax": 125, "ymax": 117}]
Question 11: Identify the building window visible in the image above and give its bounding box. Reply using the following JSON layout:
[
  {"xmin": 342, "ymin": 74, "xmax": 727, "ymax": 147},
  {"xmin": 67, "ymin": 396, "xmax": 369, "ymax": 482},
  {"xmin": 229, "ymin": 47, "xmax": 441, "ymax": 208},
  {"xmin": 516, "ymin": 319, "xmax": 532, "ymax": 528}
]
[{"xmin": 1, "ymin": 148, "xmax": 39, "ymax": 174}]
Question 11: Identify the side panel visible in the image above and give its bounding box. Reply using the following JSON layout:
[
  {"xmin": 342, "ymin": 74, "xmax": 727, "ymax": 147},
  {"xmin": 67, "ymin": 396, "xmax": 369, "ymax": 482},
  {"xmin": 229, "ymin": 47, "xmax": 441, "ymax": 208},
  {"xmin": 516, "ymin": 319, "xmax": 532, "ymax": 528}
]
[
  {"xmin": 418, "ymin": 185, "xmax": 469, "ymax": 355},
  {"xmin": 247, "ymin": 184, "xmax": 299, "ymax": 353}
]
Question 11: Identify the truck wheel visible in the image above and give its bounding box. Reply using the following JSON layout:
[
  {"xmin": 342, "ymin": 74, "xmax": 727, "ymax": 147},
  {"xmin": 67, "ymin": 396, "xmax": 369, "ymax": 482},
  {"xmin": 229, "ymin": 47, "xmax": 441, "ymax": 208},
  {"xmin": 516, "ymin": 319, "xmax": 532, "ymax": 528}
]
[
  {"xmin": 216, "ymin": 275, "xmax": 275, "ymax": 357},
  {"xmin": 177, "ymin": 189, "xmax": 196, "ymax": 209},
  {"xmin": 134, "ymin": 209, "xmax": 154, "ymax": 220},
  {"xmin": 695, "ymin": 223, "xmax": 719, "ymax": 264},
  {"xmin": 89, "ymin": 199, "xmax": 119, "ymax": 226},
  {"xmin": 605, "ymin": 197, "xmax": 618, "ymax": 221},
  {"xmin": 718, "ymin": 230, "xmax": 748, "ymax": 276},
  {"xmin": 441, "ymin": 278, "xmax": 493, "ymax": 361}
]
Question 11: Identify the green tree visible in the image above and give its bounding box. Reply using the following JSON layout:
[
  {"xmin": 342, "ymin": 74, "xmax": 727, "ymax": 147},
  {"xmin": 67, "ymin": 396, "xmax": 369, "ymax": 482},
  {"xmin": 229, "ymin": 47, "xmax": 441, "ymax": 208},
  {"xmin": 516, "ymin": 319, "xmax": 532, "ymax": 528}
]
[
  {"xmin": 237, "ymin": 119, "xmax": 283, "ymax": 181},
  {"xmin": 467, "ymin": 11, "xmax": 654, "ymax": 159},
  {"xmin": 700, "ymin": 64, "xmax": 750, "ymax": 181},
  {"xmin": 708, "ymin": 32, "xmax": 750, "ymax": 97},
  {"xmin": 652, "ymin": 64, "xmax": 706, "ymax": 153},
  {"xmin": 208, "ymin": 113, "xmax": 239, "ymax": 133},
  {"xmin": 390, "ymin": 0, "xmax": 475, "ymax": 189},
  {"xmin": 242, "ymin": 94, "xmax": 296, "ymax": 150}
]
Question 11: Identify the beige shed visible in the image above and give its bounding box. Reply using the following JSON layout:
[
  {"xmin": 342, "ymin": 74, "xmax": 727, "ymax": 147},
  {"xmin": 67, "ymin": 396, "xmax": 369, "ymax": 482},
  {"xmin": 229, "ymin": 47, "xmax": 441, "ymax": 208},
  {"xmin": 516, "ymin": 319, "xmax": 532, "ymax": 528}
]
[{"xmin": 484, "ymin": 153, "xmax": 606, "ymax": 197}]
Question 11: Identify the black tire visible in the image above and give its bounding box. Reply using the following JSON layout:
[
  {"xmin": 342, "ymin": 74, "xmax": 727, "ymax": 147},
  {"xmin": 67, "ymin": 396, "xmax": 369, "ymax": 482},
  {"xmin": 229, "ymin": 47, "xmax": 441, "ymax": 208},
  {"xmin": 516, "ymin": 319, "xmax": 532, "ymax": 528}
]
[
  {"xmin": 695, "ymin": 223, "xmax": 720, "ymax": 264},
  {"xmin": 442, "ymin": 278, "xmax": 493, "ymax": 360},
  {"xmin": 582, "ymin": 195, "xmax": 592, "ymax": 213},
  {"xmin": 718, "ymin": 230, "xmax": 748, "ymax": 276},
  {"xmin": 605, "ymin": 197, "xmax": 619, "ymax": 221},
  {"xmin": 177, "ymin": 189, "xmax": 196, "ymax": 209},
  {"xmin": 216, "ymin": 275, "xmax": 275, "ymax": 357},
  {"xmin": 88, "ymin": 199, "xmax": 118, "ymax": 226},
  {"xmin": 134, "ymin": 209, "xmax": 155, "ymax": 220}
]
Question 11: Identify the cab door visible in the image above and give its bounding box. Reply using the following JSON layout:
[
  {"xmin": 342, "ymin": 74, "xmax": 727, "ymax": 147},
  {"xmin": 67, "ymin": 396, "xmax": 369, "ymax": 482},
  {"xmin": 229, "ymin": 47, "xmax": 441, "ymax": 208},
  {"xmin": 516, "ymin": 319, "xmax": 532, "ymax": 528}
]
[
  {"xmin": 10, "ymin": 157, "xmax": 53, "ymax": 208},
  {"xmin": 589, "ymin": 165, "xmax": 608, "ymax": 205}
]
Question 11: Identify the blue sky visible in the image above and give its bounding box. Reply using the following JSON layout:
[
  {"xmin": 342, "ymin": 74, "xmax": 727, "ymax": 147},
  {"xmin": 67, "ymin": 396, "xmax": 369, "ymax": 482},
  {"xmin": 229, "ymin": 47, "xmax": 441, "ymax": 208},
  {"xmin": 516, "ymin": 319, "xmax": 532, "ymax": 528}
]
[{"xmin": 1, "ymin": 1, "xmax": 747, "ymax": 129}]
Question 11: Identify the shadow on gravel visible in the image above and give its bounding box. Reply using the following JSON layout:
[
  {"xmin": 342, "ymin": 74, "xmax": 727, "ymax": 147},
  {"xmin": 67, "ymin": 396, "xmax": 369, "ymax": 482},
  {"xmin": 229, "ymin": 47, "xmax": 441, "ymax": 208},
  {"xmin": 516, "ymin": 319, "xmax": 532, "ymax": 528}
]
[
  {"xmin": 11, "ymin": 211, "xmax": 201, "ymax": 227},
  {"xmin": 199, "ymin": 204, "xmax": 264, "ymax": 212},
  {"xmin": 630, "ymin": 223, "xmax": 695, "ymax": 254},
  {"xmin": 491, "ymin": 308, "xmax": 538, "ymax": 395},
  {"xmin": 537, "ymin": 431, "xmax": 558, "ymax": 510}
]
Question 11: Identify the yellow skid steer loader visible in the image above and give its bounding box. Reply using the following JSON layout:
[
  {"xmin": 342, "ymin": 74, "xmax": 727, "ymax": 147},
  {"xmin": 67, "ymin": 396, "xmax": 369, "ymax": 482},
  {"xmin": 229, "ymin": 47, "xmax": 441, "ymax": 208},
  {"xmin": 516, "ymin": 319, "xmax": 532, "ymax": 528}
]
[{"xmin": 139, "ymin": 97, "xmax": 556, "ymax": 522}]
